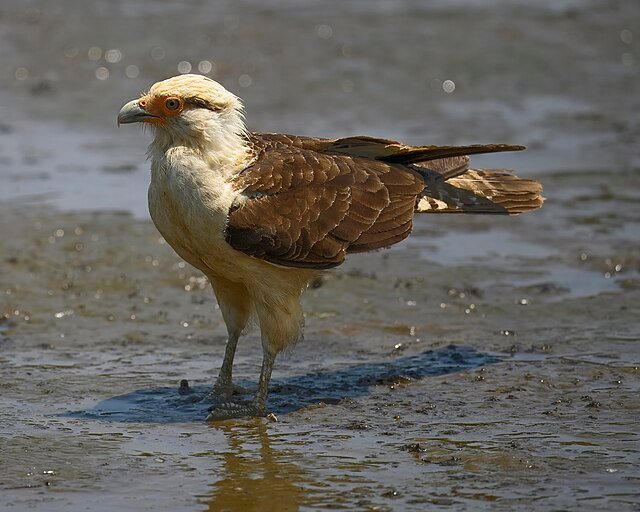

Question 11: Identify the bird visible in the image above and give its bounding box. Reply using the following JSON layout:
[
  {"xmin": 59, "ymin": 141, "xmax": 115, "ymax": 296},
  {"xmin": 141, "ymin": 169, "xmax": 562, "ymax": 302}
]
[{"xmin": 118, "ymin": 74, "xmax": 543, "ymax": 420}]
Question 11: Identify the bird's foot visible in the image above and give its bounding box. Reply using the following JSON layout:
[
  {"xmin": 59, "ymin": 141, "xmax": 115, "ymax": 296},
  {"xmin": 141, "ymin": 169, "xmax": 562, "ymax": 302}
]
[
  {"xmin": 208, "ymin": 381, "xmax": 250, "ymax": 402},
  {"xmin": 206, "ymin": 400, "xmax": 268, "ymax": 421}
]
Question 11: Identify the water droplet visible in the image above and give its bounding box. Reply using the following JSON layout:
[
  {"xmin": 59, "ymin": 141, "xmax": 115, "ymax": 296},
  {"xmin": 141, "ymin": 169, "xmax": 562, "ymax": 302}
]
[
  {"xmin": 15, "ymin": 67, "xmax": 29, "ymax": 81},
  {"xmin": 88, "ymin": 46, "xmax": 102, "ymax": 61},
  {"xmin": 198, "ymin": 60, "xmax": 214, "ymax": 74},
  {"xmin": 64, "ymin": 46, "xmax": 79, "ymax": 59},
  {"xmin": 150, "ymin": 46, "xmax": 165, "ymax": 61},
  {"xmin": 316, "ymin": 24, "xmax": 333, "ymax": 39},
  {"xmin": 125, "ymin": 64, "xmax": 139, "ymax": 78},
  {"xmin": 95, "ymin": 67, "xmax": 109, "ymax": 80},
  {"xmin": 105, "ymin": 49, "xmax": 122, "ymax": 63},
  {"xmin": 442, "ymin": 80, "xmax": 456, "ymax": 93},
  {"xmin": 238, "ymin": 74, "xmax": 252, "ymax": 87},
  {"xmin": 620, "ymin": 29, "xmax": 633, "ymax": 44},
  {"xmin": 177, "ymin": 61, "xmax": 192, "ymax": 74}
]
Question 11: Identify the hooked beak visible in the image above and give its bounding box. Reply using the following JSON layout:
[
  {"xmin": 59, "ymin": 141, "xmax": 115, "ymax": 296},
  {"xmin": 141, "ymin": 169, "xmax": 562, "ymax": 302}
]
[{"xmin": 117, "ymin": 99, "xmax": 158, "ymax": 126}]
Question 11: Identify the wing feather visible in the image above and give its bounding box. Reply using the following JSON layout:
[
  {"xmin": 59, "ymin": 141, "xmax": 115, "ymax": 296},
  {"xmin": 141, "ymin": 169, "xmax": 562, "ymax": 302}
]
[
  {"xmin": 227, "ymin": 134, "xmax": 424, "ymax": 268},
  {"xmin": 225, "ymin": 133, "xmax": 539, "ymax": 267}
]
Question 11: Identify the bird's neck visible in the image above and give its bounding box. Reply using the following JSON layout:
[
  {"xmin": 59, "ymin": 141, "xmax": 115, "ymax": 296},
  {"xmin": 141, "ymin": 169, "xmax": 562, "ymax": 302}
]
[{"xmin": 149, "ymin": 123, "xmax": 254, "ymax": 179}]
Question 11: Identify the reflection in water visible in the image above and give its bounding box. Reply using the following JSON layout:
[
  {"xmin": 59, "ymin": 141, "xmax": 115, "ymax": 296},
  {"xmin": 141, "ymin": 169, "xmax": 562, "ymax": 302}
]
[{"xmin": 207, "ymin": 422, "xmax": 311, "ymax": 512}]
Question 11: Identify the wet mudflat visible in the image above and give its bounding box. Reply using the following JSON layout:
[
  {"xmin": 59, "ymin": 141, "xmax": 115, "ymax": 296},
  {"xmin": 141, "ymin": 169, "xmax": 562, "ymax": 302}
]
[
  {"xmin": 1, "ymin": 200, "xmax": 639, "ymax": 511},
  {"xmin": 1, "ymin": 0, "xmax": 640, "ymax": 510}
]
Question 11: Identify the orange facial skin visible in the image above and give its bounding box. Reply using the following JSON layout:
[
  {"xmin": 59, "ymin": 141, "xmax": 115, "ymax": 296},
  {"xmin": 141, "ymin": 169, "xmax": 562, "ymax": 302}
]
[{"xmin": 138, "ymin": 95, "xmax": 185, "ymax": 124}]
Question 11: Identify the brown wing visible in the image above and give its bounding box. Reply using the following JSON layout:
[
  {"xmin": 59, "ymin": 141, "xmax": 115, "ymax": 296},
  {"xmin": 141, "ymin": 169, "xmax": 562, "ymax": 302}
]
[{"xmin": 226, "ymin": 135, "xmax": 425, "ymax": 269}]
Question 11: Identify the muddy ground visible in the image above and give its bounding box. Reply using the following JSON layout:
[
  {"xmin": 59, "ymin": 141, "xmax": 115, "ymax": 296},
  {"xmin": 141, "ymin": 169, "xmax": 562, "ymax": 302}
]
[{"xmin": 1, "ymin": 0, "xmax": 639, "ymax": 510}]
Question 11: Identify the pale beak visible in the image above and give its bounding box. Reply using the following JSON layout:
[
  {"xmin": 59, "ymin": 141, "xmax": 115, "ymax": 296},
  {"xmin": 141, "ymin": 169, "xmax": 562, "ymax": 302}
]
[{"xmin": 117, "ymin": 99, "xmax": 157, "ymax": 125}]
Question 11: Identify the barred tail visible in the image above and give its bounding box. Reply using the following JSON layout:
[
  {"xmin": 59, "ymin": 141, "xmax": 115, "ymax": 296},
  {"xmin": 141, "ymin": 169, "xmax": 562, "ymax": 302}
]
[{"xmin": 416, "ymin": 169, "xmax": 544, "ymax": 215}]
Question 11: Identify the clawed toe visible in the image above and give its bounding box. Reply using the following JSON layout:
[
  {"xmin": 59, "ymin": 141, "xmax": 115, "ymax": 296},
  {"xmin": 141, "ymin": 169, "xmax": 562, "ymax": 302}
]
[{"xmin": 206, "ymin": 401, "xmax": 267, "ymax": 421}]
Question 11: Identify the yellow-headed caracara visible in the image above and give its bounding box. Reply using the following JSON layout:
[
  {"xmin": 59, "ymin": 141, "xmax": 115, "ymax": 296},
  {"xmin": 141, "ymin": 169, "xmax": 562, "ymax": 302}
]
[{"xmin": 118, "ymin": 74, "xmax": 543, "ymax": 420}]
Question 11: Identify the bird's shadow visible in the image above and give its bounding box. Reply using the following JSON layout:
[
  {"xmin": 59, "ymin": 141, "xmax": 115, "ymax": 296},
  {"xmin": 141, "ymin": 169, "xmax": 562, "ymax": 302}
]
[{"xmin": 64, "ymin": 345, "xmax": 500, "ymax": 423}]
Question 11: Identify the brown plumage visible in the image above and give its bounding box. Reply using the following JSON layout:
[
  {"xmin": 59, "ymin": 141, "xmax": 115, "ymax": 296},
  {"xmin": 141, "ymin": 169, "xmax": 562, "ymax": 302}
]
[
  {"xmin": 117, "ymin": 74, "xmax": 544, "ymax": 421},
  {"xmin": 226, "ymin": 133, "xmax": 543, "ymax": 269}
]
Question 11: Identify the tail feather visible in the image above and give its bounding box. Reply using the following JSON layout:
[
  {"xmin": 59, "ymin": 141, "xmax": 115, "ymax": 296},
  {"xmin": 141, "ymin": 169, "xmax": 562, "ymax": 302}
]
[
  {"xmin": 326, "ymin": 136, "xmax": 542, "ymax": 216},
  {"xmin": 329, "ymin": 136, "xmax": 525, "ymax": 166},
  {"xmin": 381, "ymin": 144, "xmax": 526, "ymax": 165},
  {"xmin": 416, "ymin": 169, "xmax": 544, "ymax": 215}
]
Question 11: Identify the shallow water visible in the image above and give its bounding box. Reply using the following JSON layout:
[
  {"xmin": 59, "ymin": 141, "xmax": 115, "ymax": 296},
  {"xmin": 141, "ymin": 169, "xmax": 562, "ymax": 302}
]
[{"xmin": 1, "ymin": 0, "xmax": 639, "ymax": 510}]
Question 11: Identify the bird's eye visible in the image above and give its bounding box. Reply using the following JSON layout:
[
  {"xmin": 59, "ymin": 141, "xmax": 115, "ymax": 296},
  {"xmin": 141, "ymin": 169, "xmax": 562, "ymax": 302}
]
[{"xmin": 165, "ymin": 98, "xmax": 181, "ymax": 110}]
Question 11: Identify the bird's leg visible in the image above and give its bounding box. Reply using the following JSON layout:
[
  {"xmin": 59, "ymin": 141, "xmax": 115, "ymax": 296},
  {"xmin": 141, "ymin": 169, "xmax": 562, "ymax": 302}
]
[
  {"xmin": 206, "ymin": 347, "xmax": 276, "ymax": 420},
  {"xmin": 209, "ymin": 331, "xmax": 249, "ymax": 401},
  {"xmin": 206, "ymin": 284, "xmax": 300, "ymax": 420},
  {"xmin": 252, "ymin": 347, "xmax": 276, "ymax": 411},
  {"xmin": 207, "ymin": 277, "xmax": 252, "ymax": 401}
]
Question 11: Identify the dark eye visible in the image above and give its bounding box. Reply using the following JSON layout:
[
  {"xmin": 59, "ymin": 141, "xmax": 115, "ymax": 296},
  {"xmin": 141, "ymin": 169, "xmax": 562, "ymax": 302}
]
[{"xmin": 165, "ymin": 98, "xmax": 180, "ymax": 110}]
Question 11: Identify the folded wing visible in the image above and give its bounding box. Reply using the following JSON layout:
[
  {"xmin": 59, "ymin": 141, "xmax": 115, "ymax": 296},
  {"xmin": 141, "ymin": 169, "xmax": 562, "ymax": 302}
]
[{"xmin": 225, "ymin": 133, "xmax": 542, "ymax": 269}]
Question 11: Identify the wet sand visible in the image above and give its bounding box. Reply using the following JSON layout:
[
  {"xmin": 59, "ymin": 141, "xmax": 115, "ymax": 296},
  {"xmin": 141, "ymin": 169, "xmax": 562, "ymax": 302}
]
[{"xmin": 1, "ymin": 0, "xmax": 639, "ymax": 510}]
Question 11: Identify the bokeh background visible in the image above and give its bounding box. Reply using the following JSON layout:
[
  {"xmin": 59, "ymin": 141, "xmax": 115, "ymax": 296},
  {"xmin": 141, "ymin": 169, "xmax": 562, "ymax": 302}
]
[
  {"xmin": 2, "ymin": 0, "xmax": 638, "ymax": 213},
  {"xmin": 1, "ymin": 1, "xmax": 639, "ymax": 511}
]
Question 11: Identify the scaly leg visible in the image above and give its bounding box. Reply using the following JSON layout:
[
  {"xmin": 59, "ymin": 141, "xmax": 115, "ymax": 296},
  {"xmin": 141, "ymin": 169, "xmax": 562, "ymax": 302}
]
[
  {"xmin": 207, "ymin": 277, "xmax": 252, "ymax": 401},
  {"xmin": 209, "ymin": 332, "xmax": 249, "ymax": 401},
  {"xmin": 206, "ymin": 278, "xmax": 304, "ymax": 420},
  {"xmin": 206, "ymin": 348, "xmax": 276, "ymax": 420}
]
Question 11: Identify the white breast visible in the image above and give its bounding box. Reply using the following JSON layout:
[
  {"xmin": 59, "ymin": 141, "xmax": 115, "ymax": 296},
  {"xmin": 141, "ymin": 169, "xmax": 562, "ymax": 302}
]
[
  {"xmin": 146, "ymin": 139, "xmax": 317, "ymax": 303},
  {"xmin": 148, "ymin": 146, "xmax": 242, "ymax": 274}
]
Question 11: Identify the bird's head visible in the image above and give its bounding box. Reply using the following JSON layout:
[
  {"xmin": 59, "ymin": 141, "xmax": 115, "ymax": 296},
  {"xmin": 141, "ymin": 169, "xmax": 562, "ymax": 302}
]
[{"xmin": 117, "ymin": 74, "xmax": 247, "ymax": 152}]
